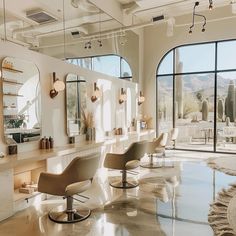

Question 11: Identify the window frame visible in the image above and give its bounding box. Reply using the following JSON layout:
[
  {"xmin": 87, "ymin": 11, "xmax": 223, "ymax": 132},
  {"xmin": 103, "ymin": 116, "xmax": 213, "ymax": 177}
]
[
  {"xmin": 156, "ymin": 38, "xmax": 236, "ymax": 154},
  {"xmin": 67, "ymin": 54, "xmax": 132, "ymax": 80}
]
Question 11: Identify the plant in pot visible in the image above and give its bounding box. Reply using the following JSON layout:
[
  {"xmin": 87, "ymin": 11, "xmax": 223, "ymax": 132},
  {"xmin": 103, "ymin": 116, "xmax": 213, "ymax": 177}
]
[
  {"xmin": 81, "ymin": 109, "xmax": 95, "ymax": 141},
  {"xmin": 6, "ymin": 114, "xmax": 25, "ymax": 128}
]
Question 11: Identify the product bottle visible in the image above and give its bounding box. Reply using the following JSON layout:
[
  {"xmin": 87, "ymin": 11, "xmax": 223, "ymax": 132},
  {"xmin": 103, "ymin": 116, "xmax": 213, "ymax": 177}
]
[
  {"xmin": 49, "ymin": 136, "xmax": 54, "ymax": 148},
  {"xmin": 41, "ymin": 137, "xmax": 46, "ymax": 149},
  {"xmin": 46, "ymin": 138, "xmax": 50, "ymax": 149}
]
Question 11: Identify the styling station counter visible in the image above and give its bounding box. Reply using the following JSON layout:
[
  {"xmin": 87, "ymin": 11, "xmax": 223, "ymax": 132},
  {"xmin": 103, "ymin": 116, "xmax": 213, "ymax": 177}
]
[{"xmin": 0, "ymin": 129, "xmax": 155, "ymax": 221}]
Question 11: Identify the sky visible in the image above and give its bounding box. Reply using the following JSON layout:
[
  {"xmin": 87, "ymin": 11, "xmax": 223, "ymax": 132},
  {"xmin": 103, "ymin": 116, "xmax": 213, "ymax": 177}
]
[{"xmin": 158, "ymin": 40, "xmax": 236, "ymax": 79}]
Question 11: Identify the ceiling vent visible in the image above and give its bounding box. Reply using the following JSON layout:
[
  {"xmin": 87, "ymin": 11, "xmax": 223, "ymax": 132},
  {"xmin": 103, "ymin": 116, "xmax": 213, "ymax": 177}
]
[
  {"xmin": 71, "ymin": 31, "xmax": 80, "ymax": 38},
  {"xmin": 152, "ymin": 15, "xmax": 164, "ymax": 23},
  {"xmin": 26, "ymin": 9, "xmax": 57, "ymax": 24}
]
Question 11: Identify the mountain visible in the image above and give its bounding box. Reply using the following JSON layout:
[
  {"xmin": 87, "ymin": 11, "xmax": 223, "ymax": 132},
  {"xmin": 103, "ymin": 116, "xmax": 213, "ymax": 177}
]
[{"xmin": 158, "ymin": 73, "xmax": 234, "ymax": 99}]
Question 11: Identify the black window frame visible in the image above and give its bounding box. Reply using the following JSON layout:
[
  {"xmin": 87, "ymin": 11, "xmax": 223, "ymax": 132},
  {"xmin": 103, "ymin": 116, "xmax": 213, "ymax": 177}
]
[
  {"xmin": 67, "ymin": 54, "xmax": 132, "ymax": 80},
  {"xmin": 156, "ymin": 38, "xmax": 236, "ymax": 154}
]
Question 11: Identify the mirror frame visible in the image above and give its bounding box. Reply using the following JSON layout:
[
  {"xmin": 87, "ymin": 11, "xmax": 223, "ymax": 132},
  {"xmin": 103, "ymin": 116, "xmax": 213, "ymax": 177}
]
[
  {"xmin": 65, "ymin": 73, "xmax": 86, "ymax": 137},
  {"xmin": 1, "ymin": 57, "xmax": 41, "ymax": 144}
]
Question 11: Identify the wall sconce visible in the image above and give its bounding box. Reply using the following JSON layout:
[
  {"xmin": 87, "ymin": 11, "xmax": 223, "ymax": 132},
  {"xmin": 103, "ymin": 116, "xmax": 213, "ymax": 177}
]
[
  {"xmin": 91, "ymin": 82, "xmax": 101, "ymax": 102},
  {"xmin": 119, "ymin": 88, "xmax": 127, "ymax": 104},
  {"xmin": 138, "ymin": 91, "xmax": 145, "ymax": 106},
  {"xmin": 49, "ymin": 72, "xmax": 65, "ymax": 98}
]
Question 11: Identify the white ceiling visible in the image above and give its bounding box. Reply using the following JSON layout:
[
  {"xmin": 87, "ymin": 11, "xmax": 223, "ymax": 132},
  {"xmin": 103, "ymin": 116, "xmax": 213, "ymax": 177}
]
[{"xmin": 0, "ymin": 0, "xmax": 234, "ymax": 48}]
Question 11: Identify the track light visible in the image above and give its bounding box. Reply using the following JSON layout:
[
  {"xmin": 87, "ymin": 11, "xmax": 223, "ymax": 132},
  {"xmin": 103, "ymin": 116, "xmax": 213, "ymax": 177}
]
[
  {"xmin": 84, "ymin": 41, "xmax": 91, "ymax": 49},
  {"xmin": 189, "ymin": 1, "xmax": 207, "ymax": 34},
  {"xmin": 98, "ymin": 40, "xmax": 102, "ymax": 47},
  {"xmin": 209, "ymin": 0, "xmax": 213, "ymax": 10}
]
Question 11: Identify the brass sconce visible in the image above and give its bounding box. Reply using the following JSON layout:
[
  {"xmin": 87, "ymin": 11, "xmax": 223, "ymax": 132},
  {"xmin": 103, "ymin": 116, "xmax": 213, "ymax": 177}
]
[
  {"xmin": 138, "ymin": 91, "xmax": 145, "ymax": 106},
  {"xmin": 119, "ymin": 88, "xmax": 127, "ymax": 104},
  {"xmin": 50, "ymin": 72, "xmax": 65, "ymax": 98},
  {"xmin": 91, "ymin": 82, "xmax": 101, "ymax": 102}
]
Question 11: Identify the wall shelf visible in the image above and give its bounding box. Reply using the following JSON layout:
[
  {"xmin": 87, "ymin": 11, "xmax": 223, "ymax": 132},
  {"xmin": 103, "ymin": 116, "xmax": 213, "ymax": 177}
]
[
  {"xmin": 3, "ymin": 106, "xmax": 16, "ymax": 109},
  {"xmin": 3, "ymin": 79, "xmax": 23, "ymax": 85},
  {"xmin": 14, "ymin": 189, "xmax": 40, "ymax": 202},
  {"xmin": 3, "ymin": 93, "xmax": 23, "ymax": 97},
  {"xmin": 2, "ymin": 67, "xmax": 23, "ymax": 73}
]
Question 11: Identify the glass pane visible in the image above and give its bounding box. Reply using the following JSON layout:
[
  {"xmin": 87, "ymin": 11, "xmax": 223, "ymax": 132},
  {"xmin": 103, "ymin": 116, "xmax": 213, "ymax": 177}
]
[
  {"xmin": 157, "ymin": 75, "xmax": 173, "ymax": 134},
  {"xmin": 175, "ymin": 73, "xmax": 215, "ymax": 151},
  {"xmin": 92, "ymin": 55, "xmax": 120, "ymax": 77},
  {"xmin": 158, "ymin": 50, "xmax": 173, "ymax": 75},
  {"xmin": 218, "ymin": 41, "xmax": 236, "ymax": 70},
  {"xmin": 67, "ymin": 58, "xmax": 92, "ymax": 70},
  {"xmin": 176, "ymin": 44, "xmax": 215, "ymax": 73},
  {"xmin": 216, "ymin": 72, "xmax": 236, "ymax": 153},
  {"xmin": 121, "ymin": 58, "xmax": 132, "ymax": 77}
]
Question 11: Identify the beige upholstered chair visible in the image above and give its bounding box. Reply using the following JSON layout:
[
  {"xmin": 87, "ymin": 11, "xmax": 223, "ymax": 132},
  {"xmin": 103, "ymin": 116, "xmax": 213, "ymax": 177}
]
[
  {"xmin": 38, "ymin": 152, "xmax": 100, "ymax": 223},
  {"xmin": 104, "ymin": 141, "xmax": 149, "ymax": 189},
  {"xmin": 140, "ymin": 132, "xmax": 168, "ymax": 168}
]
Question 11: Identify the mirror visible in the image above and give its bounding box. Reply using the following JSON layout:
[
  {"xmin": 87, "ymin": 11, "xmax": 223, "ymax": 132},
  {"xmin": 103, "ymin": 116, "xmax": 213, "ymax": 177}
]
[
  {"xmin": 2, "ymin": 57, "xmax": 41, "ymax": 143},
  {"xmin": 66, "ymin": 74, "xmax": 86, "ymax": 136}
]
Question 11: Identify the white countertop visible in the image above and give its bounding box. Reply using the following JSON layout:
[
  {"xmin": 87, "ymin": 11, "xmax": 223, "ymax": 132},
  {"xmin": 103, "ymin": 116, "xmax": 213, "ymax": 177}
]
[{"xmin": 0, "ymin": 129, "xmax": 155, "ymax": 171}]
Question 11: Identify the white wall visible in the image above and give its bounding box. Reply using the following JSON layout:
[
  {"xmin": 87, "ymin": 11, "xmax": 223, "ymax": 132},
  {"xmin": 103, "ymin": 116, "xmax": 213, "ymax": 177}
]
[
  {"xmin": 0, "ymin": 41, "xmax": 138, "ymax": 154},
  {"xmin": 143, "ymin": 6, "xmax": 236, "ymax": 130}
]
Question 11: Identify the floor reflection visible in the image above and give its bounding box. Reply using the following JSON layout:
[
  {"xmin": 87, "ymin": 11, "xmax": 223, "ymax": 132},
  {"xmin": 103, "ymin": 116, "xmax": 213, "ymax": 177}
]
[{"xmin": 0, "ymin": 151, "xmax": 236, "ymax": 236}]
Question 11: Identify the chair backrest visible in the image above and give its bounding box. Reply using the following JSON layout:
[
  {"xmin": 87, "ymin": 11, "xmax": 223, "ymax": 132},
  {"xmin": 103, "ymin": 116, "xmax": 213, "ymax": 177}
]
[
  {"xmin": 160, "ymin": 132, "xmax": 168, "ymax": 147},
  {"xmin": 63, "ymin": 152, "xmax": 100, "ymax": 184},
  {"xmin": 153, "ymin": 132, "xmax": 168, "ymax": 148},
  {"xmin": 170, "ymin": 128, "xmax": 179, "ymax": 141},
  {"xmin": 125, "ymin": 140, "xmax": 150, "ymax": 161}
]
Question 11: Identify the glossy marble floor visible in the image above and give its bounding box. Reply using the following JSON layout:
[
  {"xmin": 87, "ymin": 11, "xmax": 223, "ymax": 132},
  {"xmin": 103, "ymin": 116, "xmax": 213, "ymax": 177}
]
[{"xmin": 1, "ymin": 150, "xmax": 236, "ymax": 236}]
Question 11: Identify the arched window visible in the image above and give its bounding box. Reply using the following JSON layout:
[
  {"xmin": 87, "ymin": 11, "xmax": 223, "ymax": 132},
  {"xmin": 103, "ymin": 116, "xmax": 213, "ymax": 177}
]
[
  {"xmin": 157, "ymin": 40, "xmax": 236, "ymax": 154},
  {"xmin": 67, "ymin": 55, "xmax": 132, "ymax": 80}
]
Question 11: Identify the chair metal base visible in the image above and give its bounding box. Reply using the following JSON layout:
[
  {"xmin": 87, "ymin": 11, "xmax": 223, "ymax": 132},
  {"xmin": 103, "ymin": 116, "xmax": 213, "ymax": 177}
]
[
  {"xmin": 109, "ymin": 180, "xmax": 139, "ymax": 189},
  {"xmin": 48, "ymin": 205, "xmax": 91, "ymax": 223},
  {"xmin": 140, "ymin": 162, "xmax": 162, "ymax": 169}
]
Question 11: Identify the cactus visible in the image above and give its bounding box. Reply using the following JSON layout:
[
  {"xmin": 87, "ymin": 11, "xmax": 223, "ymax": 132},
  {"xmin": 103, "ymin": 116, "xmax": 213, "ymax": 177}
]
[
  {"xmin": 225, "ymin": 80, "xmax": 235, "ymax": 122},
  {"xmin": 226, "ymin": 116, "xmax": 230, "ymax": 126},
  {"xmin": 218, "ymin": 99, "xmax": 224, "ymax": 121},
  {"xmin": 175, "ymin": 49, "xmax": 183, "ymax": 118},
  {"xmin": 202, "ymin": 99, "xmax": 209, "ymax": 121}
]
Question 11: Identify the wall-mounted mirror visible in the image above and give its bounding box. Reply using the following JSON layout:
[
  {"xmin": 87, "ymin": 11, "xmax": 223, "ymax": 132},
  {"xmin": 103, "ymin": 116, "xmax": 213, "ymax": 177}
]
[
  {"xmin": 2, "ymin": 57, "xmax": 41, "ymax": 143},
  {"xmin": 66, "ymin": 74, "xmax": 86, "ymax": 136}
]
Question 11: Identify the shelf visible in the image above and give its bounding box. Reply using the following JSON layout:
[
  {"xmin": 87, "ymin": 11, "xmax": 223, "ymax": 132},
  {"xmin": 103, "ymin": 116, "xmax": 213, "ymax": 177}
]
[
  {"xmin": 2, "ymin": 79, "xmax": 23, "ymax": 85},
  {"xmin": 2, "ymin": 67, "xmax": 23, "ymax": 73},
  {"xmin": 3, "ymin": 106, "xmax": 16, "ymax": 109},
  {"xmin": 3, "ymin": 93, "xmax": 23, "ymax": 97},
  {"xmin": 14, "ymin": 188, "xmax": 40, "ymax": 202}
]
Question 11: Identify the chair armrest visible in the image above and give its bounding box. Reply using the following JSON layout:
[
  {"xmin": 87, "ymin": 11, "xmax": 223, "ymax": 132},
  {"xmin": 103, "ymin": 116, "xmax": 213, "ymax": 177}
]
[
  {"xmin": 103, "ymin": 153, "xmax": 126, "ymax": 170},
  {"xmin": 38, "ymin": 172, "xmax": 66, "ymax": 196}
]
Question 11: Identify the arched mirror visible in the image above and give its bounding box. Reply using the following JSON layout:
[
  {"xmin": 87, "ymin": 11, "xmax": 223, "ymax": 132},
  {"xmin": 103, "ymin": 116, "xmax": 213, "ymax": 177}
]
[
  {"xmin": 2, "ymin": 57, "xmax": 41, "ymax": 143},
  {"xmin": 66, "ymin": 73, "xmax": 86, "ymax": 136}
]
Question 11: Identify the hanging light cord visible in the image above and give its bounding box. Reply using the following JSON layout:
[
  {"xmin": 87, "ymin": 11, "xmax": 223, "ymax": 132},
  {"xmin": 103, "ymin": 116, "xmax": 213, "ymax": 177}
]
[
  {"xmin": 3, "ymin": 0, "xmax": 7, "ymax": 41},
  {"xmin": 62, "ymin": 0, "xmax": 66, "ymax": 59},
  {"xmin": 189, "ymin": 1, "xmax": 207, "ymax": 33}
]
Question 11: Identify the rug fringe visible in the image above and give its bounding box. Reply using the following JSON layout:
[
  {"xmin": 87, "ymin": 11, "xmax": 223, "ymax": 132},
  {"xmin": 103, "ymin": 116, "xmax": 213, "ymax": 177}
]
[{"xmin": 208, "ymin": 184, "xmax": 236, "ymax": 235}]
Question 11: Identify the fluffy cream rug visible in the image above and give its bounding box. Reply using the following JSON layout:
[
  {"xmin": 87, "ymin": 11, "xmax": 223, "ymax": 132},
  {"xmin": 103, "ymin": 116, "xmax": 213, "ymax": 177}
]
[
  {"xmin": 207, "ymin": 157, "xmax": 236, "ymax": 176},
  {"xmin": 208, "ymin": 183, "xmax": 236, "ymax": 235}
]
